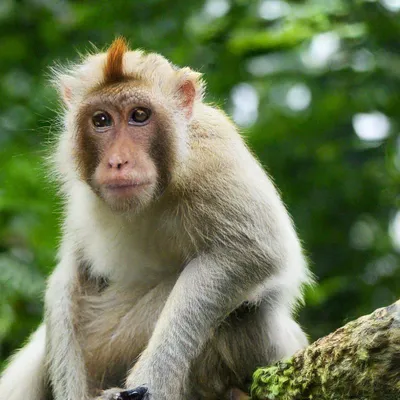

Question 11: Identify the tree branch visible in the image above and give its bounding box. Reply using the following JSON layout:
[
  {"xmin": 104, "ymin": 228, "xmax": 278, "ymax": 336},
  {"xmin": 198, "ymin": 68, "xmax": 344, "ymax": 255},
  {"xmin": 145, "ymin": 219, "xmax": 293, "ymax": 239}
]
[{"xmin": 250, "ymin": 301, "xmax": 400, "ymax": 400}]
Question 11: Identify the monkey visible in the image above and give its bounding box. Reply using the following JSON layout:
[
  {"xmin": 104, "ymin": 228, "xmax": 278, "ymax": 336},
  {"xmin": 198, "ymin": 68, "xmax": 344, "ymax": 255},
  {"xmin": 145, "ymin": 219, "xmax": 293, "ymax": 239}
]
[{"xmin": 0, "ymin": 37, "xmax": 312, "ymax": 400}]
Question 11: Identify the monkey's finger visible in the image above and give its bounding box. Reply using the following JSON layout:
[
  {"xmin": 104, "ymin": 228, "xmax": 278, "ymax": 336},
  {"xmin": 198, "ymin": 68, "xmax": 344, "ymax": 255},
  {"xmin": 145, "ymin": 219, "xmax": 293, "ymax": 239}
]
[
  {"xmin": 113, "ymin": 386, "xmax": 149, "ymax": 399},
  {"xmin": 228, "ymin": 388, "xmax": 250, "ymax": 400}
]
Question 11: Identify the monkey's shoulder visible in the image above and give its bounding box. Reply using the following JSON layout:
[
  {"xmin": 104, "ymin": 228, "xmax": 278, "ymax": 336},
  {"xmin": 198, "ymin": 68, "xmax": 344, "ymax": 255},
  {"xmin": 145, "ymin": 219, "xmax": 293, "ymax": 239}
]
[{"xmin": 178, "ymin": 127, "xmax": 274, "ymax": 209}]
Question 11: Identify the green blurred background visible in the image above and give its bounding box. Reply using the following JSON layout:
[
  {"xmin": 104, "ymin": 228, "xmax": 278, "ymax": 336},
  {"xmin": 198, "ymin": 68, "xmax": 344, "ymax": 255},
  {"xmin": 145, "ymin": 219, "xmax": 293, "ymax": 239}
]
[{"xmin": 0, "ymin": 0, "xmax": 399, "ymax": 367}]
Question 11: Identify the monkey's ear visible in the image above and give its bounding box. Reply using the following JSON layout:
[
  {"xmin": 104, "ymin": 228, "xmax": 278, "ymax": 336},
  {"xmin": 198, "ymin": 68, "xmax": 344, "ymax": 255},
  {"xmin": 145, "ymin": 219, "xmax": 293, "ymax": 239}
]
[
  {"xmin": 176, "ymin": 68, "xmax": 204, "ymax": 119},
  {"xmin": 51, "ymin": 69, "xmax": 76, "ymax": 108},
  {"xmin": 57, "ymin": 75, "xmax": 76, "ymax": 108}
]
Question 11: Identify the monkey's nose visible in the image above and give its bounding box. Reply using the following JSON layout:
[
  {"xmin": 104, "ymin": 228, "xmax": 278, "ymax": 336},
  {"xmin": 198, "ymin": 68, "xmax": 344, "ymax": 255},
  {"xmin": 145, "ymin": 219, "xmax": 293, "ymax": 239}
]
[{"xmin": 108, "ymin": 157, "xmax": 129, "ymax": 170}]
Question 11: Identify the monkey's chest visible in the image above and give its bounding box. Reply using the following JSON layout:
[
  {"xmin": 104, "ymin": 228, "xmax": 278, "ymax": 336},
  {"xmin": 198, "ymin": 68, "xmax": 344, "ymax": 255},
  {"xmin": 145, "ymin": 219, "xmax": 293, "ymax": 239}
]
[
  {"xmin": 78, "ymin": 279, "xmax": 175, "ymax": 391},
  {"xmin": 80, "ymin": 224, "xmax": 186, "ymax": 284}
]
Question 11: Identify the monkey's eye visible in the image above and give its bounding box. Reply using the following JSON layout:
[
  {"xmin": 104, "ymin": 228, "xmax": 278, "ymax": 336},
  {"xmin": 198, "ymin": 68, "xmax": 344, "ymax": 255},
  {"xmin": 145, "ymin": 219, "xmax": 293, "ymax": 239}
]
[
  {"xmin": 129, "ymin": 107, "xmax": 151, "ymax": 125},
  {"xmin": 92, "ymin": 111, "xmax": 113, "ymax": 129}
]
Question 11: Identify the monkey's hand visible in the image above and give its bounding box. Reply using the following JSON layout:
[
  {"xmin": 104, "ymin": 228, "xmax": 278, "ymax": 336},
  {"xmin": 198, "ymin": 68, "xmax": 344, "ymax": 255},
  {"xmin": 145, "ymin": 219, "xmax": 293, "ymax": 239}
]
[
  {"xmin": 96, "ymin": 387, "xmax": 149, "ymax": 400},
  {"xmin": 124, "ymin": 353, "xmax": 184, "ymax": 399}
]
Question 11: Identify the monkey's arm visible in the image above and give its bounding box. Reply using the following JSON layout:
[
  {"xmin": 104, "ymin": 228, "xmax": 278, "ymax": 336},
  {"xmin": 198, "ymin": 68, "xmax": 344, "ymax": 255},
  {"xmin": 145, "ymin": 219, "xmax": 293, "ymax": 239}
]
[
  {"xmin": 0, "ymin": 325, "xmax": 47, "ymax": 400},
  {"xmin": 45, "ymin": 254, "xmax": 90, "ymax": 400},
  {"xmin": 125, "ymin": 251, "xmax": 277, "ymax": 399}
]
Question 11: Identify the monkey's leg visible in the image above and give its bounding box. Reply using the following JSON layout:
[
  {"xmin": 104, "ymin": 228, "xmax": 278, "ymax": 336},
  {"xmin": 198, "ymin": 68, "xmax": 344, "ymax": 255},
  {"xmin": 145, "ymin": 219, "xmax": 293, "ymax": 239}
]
[
  {"xmin": 0, "ymin": 324, "xmax": 48, "ymax": 400},
  {"xmin": 188, "ymin": 302, "xmax": 308, "ymax": 400}
]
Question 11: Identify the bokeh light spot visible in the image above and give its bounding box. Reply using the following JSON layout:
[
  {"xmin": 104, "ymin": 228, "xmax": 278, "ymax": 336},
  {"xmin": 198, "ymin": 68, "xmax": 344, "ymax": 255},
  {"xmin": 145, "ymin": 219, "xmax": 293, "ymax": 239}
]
[
  {"xmin": 231, "ymin": 83, "xmax": 259, "ymax": 127},
  {"xmin": 259, "ymin": 0, "xmax": 290, "ymax": 20},
  {"xmin": 285, "ymin": 84, "xmax": 312, "ymax": 112},
  {"xmin": 352, "ymin": 112, "xmax": 391, "ymax": 141}
]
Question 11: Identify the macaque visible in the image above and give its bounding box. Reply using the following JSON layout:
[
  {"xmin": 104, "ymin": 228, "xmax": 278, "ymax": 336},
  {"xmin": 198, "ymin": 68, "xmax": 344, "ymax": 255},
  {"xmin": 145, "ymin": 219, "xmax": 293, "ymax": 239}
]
[{"xmin": 0, "ymin": 38, "xmax": 311, "ymax": 400}]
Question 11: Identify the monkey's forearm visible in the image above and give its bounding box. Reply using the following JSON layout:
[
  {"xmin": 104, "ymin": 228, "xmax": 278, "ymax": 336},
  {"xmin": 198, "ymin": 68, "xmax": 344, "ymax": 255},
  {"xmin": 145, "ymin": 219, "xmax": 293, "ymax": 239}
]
[
  {"xmin": 126, "ymin": 253, "xmax": 259, "ymax": 395},
  {"xmin": 45, "ymin": 259, "xmax": 90, "ymax": 400}
]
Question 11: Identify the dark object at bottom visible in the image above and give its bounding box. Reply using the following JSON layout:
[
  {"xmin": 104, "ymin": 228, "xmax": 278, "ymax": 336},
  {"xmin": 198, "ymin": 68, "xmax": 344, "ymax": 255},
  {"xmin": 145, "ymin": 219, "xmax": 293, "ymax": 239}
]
[{"xmin": 114, "ymin": 386, "xmax": 149, "ymax": 400}]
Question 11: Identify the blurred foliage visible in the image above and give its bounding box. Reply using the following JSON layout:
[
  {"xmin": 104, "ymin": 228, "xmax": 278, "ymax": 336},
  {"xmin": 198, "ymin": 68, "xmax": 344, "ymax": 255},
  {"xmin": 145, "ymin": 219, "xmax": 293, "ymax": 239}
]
[{"xmin": 0, "ymin": 0, "xmax": 399, "ymax": 367}]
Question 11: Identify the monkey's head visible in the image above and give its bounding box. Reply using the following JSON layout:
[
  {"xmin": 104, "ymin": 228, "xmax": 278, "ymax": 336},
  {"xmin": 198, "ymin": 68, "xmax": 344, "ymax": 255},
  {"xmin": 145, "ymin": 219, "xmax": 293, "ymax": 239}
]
[{"xmin": 53, "ymin": 38, "xmax": 204, "ymax": 212}]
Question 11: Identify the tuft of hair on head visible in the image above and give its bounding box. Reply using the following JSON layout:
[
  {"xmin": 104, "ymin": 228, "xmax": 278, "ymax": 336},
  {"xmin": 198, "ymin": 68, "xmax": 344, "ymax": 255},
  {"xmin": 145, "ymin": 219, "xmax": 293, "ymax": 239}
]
[{"xmin": 103, "ymin": 36, "xmax": 129, "ymax": 83}]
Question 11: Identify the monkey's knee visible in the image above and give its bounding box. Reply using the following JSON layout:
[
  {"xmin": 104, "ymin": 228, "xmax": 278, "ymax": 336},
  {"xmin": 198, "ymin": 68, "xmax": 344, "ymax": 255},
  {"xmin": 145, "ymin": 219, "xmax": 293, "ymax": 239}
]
[
  {"xmin": 188, "ymin": 304, "xmax": 308, "ymax": 399},
  {"xmin": 266, "ymin": 310, "xmax": 308, "ymax": 362},
  {"xmin": 189, "ymin": 305, "xmax": 270, "ymax": 399}
]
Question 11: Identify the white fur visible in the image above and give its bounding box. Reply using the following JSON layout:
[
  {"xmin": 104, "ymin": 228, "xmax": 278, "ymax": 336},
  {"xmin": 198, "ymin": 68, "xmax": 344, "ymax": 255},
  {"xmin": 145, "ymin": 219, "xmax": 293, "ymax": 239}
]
[
  {"xmin": 64, "ymin": 181, "xmax": 183, "ymax": 283},
  {"xmin": 0, "ymin": 325, "xmax": 46, "ymax": 400}
]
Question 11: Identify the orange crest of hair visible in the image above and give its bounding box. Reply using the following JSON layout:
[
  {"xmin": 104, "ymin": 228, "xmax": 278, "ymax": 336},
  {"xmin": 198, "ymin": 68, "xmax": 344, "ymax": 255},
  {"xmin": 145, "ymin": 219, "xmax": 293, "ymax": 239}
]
[{"xmin": 104, "ymin": 37, "xmax": 129, "ymax": 83}]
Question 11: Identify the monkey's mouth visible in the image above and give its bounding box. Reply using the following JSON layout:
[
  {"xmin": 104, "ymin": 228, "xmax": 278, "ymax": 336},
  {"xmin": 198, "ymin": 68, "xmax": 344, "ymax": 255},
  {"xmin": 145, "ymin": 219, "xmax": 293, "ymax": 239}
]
[
  {"xmin": 106, "ymin": 182, "xmax": 149, "ymax": 190},
  {"xmin": 103, "ymin": 181, "xmax": 153, "ymax": 198}
]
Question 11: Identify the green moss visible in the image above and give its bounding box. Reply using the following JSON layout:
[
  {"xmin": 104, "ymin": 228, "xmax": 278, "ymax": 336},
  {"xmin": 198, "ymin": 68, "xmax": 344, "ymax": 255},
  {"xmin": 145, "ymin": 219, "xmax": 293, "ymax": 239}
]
[
  {"xmin": 251, "ymin": 359, "xmax": 303, "ymax": 400},
  {"xmin": 250, "ymin": 302, "xmax": 400, "ymax": 400}
]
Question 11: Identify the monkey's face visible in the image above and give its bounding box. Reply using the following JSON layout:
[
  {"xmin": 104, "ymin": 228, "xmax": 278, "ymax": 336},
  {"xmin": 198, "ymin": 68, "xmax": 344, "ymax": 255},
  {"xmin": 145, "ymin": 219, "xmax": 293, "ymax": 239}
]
[
  {"xmin": 55, "ymin": 39, "xmax": 200, "ymax": 211},
  {"xmin": 74, "ymin": 84, "xmax": 174, "ymax": 213}
]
